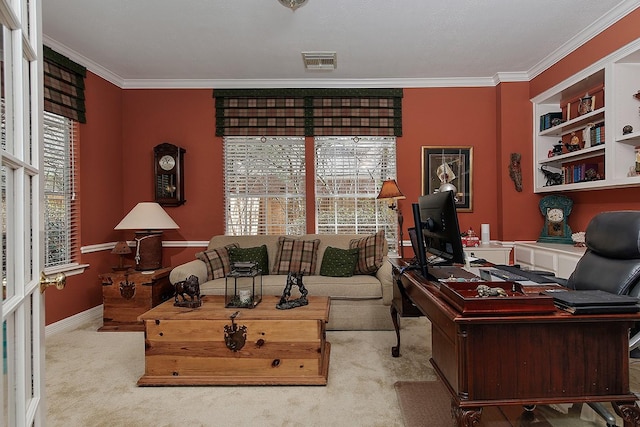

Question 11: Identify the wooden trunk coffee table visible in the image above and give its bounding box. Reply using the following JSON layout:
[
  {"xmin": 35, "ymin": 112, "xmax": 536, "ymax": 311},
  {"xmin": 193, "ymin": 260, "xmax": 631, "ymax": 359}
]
[{"xmin": 137, "ymin": 295, "xmax": 330, "ymax": 386}]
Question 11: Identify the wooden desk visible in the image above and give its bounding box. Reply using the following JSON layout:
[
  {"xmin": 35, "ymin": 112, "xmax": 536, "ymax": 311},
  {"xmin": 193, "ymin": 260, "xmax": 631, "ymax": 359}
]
[{"xmin": 390, "ymin": 259, "xmax": 640, "ymax": 427}]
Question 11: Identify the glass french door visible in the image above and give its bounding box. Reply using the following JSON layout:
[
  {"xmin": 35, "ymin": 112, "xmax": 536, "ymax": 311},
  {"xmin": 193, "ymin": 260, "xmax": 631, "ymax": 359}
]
[{"xmin": 1, "ymin": 0, "xmax": 46, "ymax": 426}]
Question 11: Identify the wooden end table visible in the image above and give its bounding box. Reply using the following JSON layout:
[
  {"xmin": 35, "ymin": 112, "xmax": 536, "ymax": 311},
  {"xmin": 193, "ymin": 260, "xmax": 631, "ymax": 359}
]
[
  {"xmin": 137, "ymin": 295, "xmax": 331, "ymax": 386},
  {"xmin": 99, "ymin": 267, "xmax": 174, "ymax": 331}
]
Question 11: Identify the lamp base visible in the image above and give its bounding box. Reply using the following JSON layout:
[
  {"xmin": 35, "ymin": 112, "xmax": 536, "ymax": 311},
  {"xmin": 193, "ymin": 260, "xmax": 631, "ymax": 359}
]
[{"xmin": 134, "ymin": 231, "xmax": 163, "ymax": 271}]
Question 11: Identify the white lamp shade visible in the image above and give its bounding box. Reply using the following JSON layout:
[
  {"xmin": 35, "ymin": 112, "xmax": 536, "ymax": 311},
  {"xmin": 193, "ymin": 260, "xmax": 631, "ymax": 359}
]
[{"xmin": 114, "ymin": 202, "xmax": 180, "ymax": 231}]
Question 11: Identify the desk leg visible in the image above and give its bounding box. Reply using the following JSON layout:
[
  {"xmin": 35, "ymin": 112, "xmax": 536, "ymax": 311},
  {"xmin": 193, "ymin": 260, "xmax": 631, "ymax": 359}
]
[
  {"xmin": 452, "ymin": 404, "xmax": 482, "ymax": 427},
  {"xmin": 612, "ymin": 401, "xmax": 640, "ymax": 427},
  {"xmin": 391, "ymin": 304, "xmax": 401, "ymax": 357}
]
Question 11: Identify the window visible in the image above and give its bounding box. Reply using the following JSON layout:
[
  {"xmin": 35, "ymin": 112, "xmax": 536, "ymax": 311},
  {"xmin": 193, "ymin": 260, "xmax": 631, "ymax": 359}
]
[
  {"xmin": 43, "ymin": 111, "xmax": 78, "ymax": 268},
  {"xmin": 224, "ymin": 136, "xmax": 306, "ymax": 235},
  {"xmin": 315, "ymin": 136, "xmax": 399, "ymax": 252}
]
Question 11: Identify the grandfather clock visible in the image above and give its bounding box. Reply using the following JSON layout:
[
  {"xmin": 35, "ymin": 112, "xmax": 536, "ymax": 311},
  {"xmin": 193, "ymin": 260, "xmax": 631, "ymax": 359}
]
[{"xmin": 154, "ymin": 143, "xmax": 185, "ymax": 206}]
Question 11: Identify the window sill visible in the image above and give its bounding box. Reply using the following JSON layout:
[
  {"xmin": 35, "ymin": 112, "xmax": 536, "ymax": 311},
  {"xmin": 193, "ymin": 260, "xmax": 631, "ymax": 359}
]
[{"xmin": 44, "ymin": 263, "xmax": 89, "ymax": 277}]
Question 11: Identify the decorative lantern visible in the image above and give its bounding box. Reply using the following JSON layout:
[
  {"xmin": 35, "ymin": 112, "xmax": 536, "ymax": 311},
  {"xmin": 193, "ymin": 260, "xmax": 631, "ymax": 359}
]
[{"xmin": 225, "ymin": 262, "xmax": 262, "ymax": 308}]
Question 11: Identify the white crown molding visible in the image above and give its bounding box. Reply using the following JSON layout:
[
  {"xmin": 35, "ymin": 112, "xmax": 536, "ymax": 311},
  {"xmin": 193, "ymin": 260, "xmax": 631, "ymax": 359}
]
[
  {"xmin": 122, "ymin": 76, "xmax": 500, "ymax": 89},
  {"xmin": 43, "ymin": 35, "xmax": 125, "ymax": 88},
  {"xmin": 527, "ymin": 0, "xmax": 640, "ymax": 79},
  {"xmin": 492, "ymin": 72, "xmax": 530, "ymax": 85}
]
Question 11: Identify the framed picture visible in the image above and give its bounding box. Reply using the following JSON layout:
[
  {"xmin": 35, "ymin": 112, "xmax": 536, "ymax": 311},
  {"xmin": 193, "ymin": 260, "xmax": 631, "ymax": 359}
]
[{"xmin": 422, "ymin": 146, "xmax": 473, "ymax": 212}]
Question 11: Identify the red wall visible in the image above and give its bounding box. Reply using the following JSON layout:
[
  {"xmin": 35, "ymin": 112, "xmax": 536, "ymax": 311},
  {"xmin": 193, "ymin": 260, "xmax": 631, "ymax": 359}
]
[
  {"xmin": 398, "ymin": 87, "xmax": 501, "ymax": 237},
  {"xmin": 45, "ymin": 73, "xmax": 124, "ymax": 324},
  {"xmin": 44, "ymin": 14, "xmax": 640, "ymax": 325}
]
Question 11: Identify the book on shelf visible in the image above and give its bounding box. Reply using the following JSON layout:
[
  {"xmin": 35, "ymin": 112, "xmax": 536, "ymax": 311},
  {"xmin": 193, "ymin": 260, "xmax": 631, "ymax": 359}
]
[
  {"xmin": 539, "ymin": 112, "xmax": 563, "ymax": 131},
  {"xmin": 590, "ymin": 123, "xmax": 605, "ymax": 146},
  {"xmin": 562, "ymin": 162, "xmax": 603, "ymax": 184}
]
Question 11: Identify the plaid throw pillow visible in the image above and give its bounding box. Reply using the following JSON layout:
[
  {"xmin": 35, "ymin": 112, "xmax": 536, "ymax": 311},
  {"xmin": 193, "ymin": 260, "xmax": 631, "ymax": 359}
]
[
  {"xmin": 272, "ymin": 237, "xmax": 320, "ymax": 275},
  {"xmin": 195, "ymin": 243, "xmax": 238, "ymax": 280},
  {"xmin": 350, "ymin": 230, "xmax": 385, "ymax": 275}
]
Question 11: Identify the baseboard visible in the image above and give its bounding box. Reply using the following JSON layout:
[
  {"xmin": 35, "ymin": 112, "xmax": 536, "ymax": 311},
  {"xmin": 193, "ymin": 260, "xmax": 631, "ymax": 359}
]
[{"xmin": 45, "ymin": 305, "xmax": 103, "ymax": 337}]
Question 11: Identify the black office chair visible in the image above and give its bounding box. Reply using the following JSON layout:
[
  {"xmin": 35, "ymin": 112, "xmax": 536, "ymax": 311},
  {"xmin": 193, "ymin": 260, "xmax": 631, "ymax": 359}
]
[{"xmin": 566, "ymin": 210, "xmax": 640, "ymax": 427}]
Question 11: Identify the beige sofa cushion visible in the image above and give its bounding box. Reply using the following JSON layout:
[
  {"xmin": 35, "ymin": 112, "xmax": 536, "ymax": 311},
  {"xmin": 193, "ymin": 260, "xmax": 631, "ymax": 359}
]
[{"xmin": 208, "ymin": 234, "xmax": 386, "ymax": 276}]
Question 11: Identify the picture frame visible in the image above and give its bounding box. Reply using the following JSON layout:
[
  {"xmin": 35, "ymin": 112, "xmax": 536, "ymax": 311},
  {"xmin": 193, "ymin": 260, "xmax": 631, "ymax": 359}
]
[{"xmin": 421, "ymin": 146, "xmax": 473, "ymax": 212}]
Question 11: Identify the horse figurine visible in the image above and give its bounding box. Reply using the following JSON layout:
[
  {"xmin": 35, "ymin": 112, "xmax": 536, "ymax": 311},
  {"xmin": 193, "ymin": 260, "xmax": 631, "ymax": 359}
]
[
  {"xmin": 276, "ymin": 271, "xmax": 309, "ymax": 310},
  {"xmin": 174, "ymin": 275, "xmax": 202, "ymax": 308}
]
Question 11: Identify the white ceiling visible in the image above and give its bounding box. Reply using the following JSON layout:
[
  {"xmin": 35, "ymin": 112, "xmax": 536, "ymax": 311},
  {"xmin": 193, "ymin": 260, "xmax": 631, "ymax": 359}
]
[{"xmin": 42, "ymin": 0, "xmax": 639, "ymax": 89}]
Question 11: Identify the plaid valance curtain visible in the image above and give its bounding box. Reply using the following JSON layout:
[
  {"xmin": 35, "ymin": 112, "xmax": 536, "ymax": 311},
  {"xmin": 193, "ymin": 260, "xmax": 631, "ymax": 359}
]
[
  {"xmin": 44, "ymin": 46, "xmax": 87, "ymax": 123},
  {"xmin": 213, "ymin": 88, "xmax": 402, "ymax": 137}
]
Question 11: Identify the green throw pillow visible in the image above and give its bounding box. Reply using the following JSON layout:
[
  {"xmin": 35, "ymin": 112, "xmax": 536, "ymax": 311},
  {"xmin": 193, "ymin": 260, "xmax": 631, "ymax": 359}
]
[
  {"xmin": 229, "ymin": 245, "xmax": 270, "ymax": 275},
  {"xmin": 320, "ymin": 246, "xmax": 359, "ymax": 277}
]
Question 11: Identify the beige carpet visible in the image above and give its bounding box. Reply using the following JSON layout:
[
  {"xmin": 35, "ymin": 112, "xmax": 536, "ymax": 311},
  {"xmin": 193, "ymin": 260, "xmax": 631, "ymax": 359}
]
[
  {"xmin": 46, "ymin": 316, "xmax": 438, "ymax": 427},
  {"xmin": 45, "ymin": 315, "xmax": 640, "ymax": 427}
]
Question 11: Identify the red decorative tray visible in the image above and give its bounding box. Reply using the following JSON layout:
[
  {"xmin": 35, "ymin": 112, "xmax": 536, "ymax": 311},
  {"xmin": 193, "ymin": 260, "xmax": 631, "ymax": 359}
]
[{"xmin": 438, "ymin": 281, "xmax": 556, "ymax": 316}]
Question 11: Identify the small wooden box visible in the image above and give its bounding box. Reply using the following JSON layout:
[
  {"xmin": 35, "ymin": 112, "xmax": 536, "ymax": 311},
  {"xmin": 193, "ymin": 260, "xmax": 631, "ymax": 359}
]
[
  {"xmin": 137, "ymin": 295, "xmax": 331, "ymax": 386},
  {"xmin": 99, "ymin": 267, "xmax": 174, "ymax": 331}
]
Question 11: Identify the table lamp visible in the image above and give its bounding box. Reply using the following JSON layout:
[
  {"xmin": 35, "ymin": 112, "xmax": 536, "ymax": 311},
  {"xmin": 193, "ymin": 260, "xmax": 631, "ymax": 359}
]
[
  {"xmin": 111, "ymin": 240, "xmax": 132, "ymax": 271},
  {"xmin": 114, "ymin": 202, "xmax": 180, "ymax": 271},
  {"xmin": 376, "ymin": 179, "xmax": 406, "ymax": 258}
]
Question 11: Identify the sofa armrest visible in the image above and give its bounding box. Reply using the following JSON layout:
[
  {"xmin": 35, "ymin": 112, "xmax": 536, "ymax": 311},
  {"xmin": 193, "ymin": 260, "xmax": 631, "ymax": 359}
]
[
  {"xmin": 169, "ymin": 259, "xmax": 208, "ymax": 285},
  {"xmin": 376, "ymin": 257, "xmax": 394, "ymax": 305}
]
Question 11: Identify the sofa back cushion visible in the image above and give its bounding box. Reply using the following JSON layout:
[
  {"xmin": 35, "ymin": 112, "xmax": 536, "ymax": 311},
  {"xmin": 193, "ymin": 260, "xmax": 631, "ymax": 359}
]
[{"xmin": 209, "ymin": 233, "xmax": 388, "ymax": 276}]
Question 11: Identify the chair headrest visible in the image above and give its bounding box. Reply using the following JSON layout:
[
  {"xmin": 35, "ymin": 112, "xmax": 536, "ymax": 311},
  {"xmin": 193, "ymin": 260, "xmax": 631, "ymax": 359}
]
[{"xmin": 586, "ymin": 211, "xmax": 640, "ymax": 259}]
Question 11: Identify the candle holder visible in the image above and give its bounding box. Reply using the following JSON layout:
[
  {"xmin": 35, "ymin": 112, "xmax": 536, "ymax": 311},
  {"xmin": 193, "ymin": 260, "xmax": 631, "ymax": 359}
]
[{"xmin": 225, "ymin": 262, "xmax": 262, "ymax": 308}]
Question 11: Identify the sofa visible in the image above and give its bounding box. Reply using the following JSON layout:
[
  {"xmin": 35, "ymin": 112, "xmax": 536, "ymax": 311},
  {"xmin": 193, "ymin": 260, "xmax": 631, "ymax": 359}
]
[{"xmin": 169, "ymin": 232, "xmax": 394, "ymax": 330}]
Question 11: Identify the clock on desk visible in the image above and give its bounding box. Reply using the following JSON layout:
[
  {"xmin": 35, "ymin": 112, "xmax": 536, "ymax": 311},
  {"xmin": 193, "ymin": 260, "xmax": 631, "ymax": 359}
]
[
  {"xmin": 154, "ymin": 143, "xmax": 185, "ymax": 206},
  {"xmin": 538, "ymin": 195, "xmax": 573, "ymax": 244}
]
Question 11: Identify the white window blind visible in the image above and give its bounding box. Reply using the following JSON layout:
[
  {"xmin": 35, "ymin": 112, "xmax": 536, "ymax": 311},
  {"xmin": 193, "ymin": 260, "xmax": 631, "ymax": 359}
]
[
  {"xmin": 43, "ymin": 111, "xmax": 78, "ymax": 268},
  {"xmin": 224, "ymin": 136, "xmax": 306, "ymax": 235},
  {"xmin": 315, "ymin": 136, "xmax": 399, "ymax": 252}
]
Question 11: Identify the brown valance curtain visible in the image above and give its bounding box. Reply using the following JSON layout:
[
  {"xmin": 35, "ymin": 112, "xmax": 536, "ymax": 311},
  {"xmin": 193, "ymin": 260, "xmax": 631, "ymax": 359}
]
[
  {"xmin": 43, "ymin": 46, "xmax": 87, "ymax": 123},
  {"xmin": 213, "ymin": 88, "xmax": 402, "ymax": 137}
]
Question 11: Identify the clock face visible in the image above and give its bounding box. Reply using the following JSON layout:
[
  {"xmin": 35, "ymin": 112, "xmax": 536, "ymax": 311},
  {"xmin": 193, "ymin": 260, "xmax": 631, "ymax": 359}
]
[
  {"xmin": 159, "ymin": 155, "xmax": 176, "ymax": 171},
  {"xmin": 538, "ymin": 195, "xmax": 573, "ymax": 244},
  {"xmin": 547, "ymin": 208, "xmax": 564, "ymax": 223}
]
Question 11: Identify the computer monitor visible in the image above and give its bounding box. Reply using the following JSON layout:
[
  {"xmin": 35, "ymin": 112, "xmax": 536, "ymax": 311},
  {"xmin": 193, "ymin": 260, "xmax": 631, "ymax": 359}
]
[{"xmin": 410, "ymin": 190, "xmax": 465, "ymax": 279}]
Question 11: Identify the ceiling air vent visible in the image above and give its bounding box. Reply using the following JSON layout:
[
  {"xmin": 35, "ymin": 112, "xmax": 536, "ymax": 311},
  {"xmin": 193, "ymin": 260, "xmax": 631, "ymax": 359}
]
[{"xmin": 302, "ymin": 51, "xmax": 337, "ymax": 70}]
